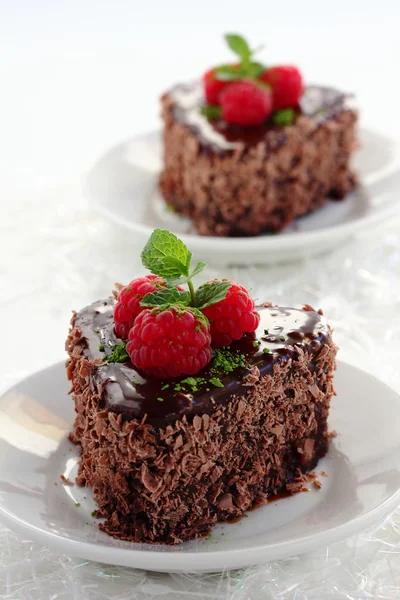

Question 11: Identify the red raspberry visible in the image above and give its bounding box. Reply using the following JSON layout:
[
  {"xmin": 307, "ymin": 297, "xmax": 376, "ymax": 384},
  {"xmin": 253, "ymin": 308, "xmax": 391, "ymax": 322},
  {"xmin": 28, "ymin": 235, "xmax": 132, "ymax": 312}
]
[
  {"xmin": 114, "ymin": 275, "xmax": 166, "ymax": 339},
  {"xmin": 203, "ymin": 65, "xmax": 239, "ymax": 105},
  {"xmin": 220, "ymin": 80, "xmax": 273, "ymax": 126},
  {"xmin": 260, "ymin": 66, "xmax": 303, "ymax": 109},
  {"xmin": 203, "ymin": 68, "xmax": 228, "ymax": 105},
  {"xmin": 127, "ymin": 307, "xmax": 212, "ymax": 379},
  {"xmin": 201, "ymin": 281, "xmax": 260, "ymax": 346}
]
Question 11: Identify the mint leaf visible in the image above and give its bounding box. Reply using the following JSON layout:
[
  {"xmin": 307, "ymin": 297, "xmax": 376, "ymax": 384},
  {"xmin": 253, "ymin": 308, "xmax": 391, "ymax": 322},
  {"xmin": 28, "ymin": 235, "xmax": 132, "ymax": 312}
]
[
  {"xmin": 201, "ymin": 104, "xmax": 222, "ymax": 120},
  {"xmin": 216, "ymin": 61, "xmax": 264, "ymax": 81},
  {"xmin": 165, "ymin": 275, "xmax": 191, "ymax": 287},
  {"xmin": 189, "ymin": 306, "xmax": 209, "ymax": 327},
  {"xmin": 195, "ymin": 281, "xmax": 231, "ymax": 310},
  {"xmin": 140, "ymin": 288, "xmax": 190, "ymax": 308},
  {"xmin": 214, "ymin": 65, "xmax": 242, "ymax": 81},
  {"xmin": 222, "ymin": 34, "xmax": 266, "ymax": 79},
  {"xmin": 191, "ymin": 261, "xmax": 207, "ymax": 278},
  {"xmin": 141, "ymin": 229, "xmax": 192, "ymax": 278},
  {"xmin": 246, "ymin": 61, "xmax": 264, "ymax": 79},
  {"xmin": 272, "ymin": 108, "xmax": 296, "ymax": 126},
  {"xmin": 165, "ymin": 261, "xmax": 207, "ymax": 287},
  {"xmin": 225, "ymin": 33, "xmax": 251, "ymax": 61}
]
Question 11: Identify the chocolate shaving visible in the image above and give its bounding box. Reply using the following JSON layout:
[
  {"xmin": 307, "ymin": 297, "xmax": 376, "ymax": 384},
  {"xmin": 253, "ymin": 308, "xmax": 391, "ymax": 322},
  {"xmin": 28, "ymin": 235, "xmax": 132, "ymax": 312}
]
[{"xmin": 60, "ymin": 474, "xmax": 74, "ymax": 486}]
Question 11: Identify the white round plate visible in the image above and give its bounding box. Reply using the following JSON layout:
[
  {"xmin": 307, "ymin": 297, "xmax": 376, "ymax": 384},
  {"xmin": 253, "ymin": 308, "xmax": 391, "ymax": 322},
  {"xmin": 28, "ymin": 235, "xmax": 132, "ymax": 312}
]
[
  {"xmin": 1, "ymin": 361, "xmax": 400, "ymax": 573},
  {"xmin": 84, "ymin": 129, "xmax": 400, "ymax": 266}
]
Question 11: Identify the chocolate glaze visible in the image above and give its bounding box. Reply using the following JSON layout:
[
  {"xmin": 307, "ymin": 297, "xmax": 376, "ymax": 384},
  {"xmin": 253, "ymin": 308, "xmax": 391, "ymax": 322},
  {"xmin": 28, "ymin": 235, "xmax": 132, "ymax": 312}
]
[
  {"xmin": 170, "ymin": 82, "xmax": 353, "ymax": 152},
  {"xmin": 75, "ymin": 299, "xmax": 330, "ymax": 427}
]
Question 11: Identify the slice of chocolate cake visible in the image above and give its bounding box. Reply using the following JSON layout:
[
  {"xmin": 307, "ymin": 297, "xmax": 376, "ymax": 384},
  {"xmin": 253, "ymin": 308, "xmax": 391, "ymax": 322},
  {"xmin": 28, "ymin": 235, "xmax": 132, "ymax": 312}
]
[
  {"xmin": 66, "ymin": 229, "xmax": 337, "ymax": 544},
  {"xmin": 66, "ymin": 300, "xmax": 336, "ymax": 544},
  {"xmin": 159, "ymin": 33, "xmax": 358, "ymax": 236}
]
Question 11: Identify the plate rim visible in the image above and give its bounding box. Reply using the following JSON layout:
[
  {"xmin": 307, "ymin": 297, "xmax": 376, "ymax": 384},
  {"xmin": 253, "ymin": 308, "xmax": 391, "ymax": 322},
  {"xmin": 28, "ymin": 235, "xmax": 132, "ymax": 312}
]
[
  {"xmin": 83, "ymin": 128, "xmax": 400, "ymax": 254},
  {"xmin": 1, "ymin": 360, "xmax": 400, "ymax": 572}
]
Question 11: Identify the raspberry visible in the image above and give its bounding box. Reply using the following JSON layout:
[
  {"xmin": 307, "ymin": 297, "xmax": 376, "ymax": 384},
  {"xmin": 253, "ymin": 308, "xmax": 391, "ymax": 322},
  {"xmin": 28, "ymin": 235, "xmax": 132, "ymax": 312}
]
[
  {"xmin": 203, "ymin": 68, "xmax": 228, "ymax": 105},
  {"xmin": 114, "ymin": 275, "xmax": 166, "ymax": 339},
  {"xmin": 127, "ymin": 307, "xmax": 213, "ymax": 379},
  {"xmin": 201, "ymin": 281, "xmax": 260, "ymax": 346},
  {"xmin": 260, "ymin": 66, "xmax": 303, "ymax": 110},
  {"xmin": 203, "ymin": 65, "xmax": 239, "ymax": 105},
  {"xmin": 220, "ymin": 80, "xmax": 273, "ymax": 126}
]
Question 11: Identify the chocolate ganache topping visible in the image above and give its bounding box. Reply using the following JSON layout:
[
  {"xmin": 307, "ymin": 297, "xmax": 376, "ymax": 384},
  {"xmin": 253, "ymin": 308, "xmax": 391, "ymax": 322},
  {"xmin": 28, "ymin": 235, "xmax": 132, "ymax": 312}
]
[
  {"xmin": 74, "ymin": 299, "xmax": 330, "ymax": 427},
  {"xmin": 169, "ymin": 81, "xmax": 354, "ymax": 152}
]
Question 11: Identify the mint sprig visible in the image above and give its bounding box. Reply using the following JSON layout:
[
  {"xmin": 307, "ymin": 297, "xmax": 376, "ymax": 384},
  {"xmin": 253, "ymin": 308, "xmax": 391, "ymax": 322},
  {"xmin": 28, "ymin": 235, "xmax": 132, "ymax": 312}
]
[
  {"xmin": 140, "ymin": 229, "xmax": 231, "ymax": 310},
  {"xmin": 214, "ymin": 33, "xmax": 265, "ymax": 82}
]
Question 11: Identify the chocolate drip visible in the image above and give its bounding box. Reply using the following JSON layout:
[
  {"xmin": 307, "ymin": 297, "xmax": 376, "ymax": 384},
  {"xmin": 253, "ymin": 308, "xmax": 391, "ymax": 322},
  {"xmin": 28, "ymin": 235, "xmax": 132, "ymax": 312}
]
[{"xmin": 75, "ymin": 300, "xmax": 330, "ymax": 427}]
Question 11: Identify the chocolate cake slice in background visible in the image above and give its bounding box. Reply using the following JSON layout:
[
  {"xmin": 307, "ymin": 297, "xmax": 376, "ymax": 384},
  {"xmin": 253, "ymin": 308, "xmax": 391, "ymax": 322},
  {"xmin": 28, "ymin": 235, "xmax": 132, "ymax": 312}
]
[
  {"xmin": 159, "ymin": 83, "xmax": 358, "ymax": 236},
  {"xmin": 66, "ymin": 299, "xmax": 337, "ymax": 545}
]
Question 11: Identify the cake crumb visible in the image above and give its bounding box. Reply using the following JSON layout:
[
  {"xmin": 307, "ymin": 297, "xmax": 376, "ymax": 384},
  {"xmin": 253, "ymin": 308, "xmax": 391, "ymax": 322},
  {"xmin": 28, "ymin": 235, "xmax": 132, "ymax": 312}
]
[
  {"xmin": 285, "ymin": 481, "xmax": 307, "ymax": 493},
  {"xmin": 328, "ymin": 430, "xmax": 338, "ymax": 439},
  {"xmin": 113, "ymin": 282, "xmax": 124, "ymax": 299},
  {"xmin": 305, "ymin": 471, "xmax": 323, "ymax": 489},
  {"xmin": 60, "ymin": 474, "xmax": 74, "ymax": 485},
  {"xmin": 302, "ymin": 304, "xmax": 316, "ymax": 312},
  {"xmin": 285, "ymin": 470, "xmax": 308, "ymax": 493}
]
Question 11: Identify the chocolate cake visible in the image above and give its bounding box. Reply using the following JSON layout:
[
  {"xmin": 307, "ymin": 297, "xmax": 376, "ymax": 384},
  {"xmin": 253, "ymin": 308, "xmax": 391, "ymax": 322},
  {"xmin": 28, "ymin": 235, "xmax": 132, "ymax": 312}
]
[
  {"xmin": 66, "ymin": 299, "xmax": 337, "ymax": 544},
  {"xmin": 160, "ymin": 82, "xmax": 357, "ymax": 236}
]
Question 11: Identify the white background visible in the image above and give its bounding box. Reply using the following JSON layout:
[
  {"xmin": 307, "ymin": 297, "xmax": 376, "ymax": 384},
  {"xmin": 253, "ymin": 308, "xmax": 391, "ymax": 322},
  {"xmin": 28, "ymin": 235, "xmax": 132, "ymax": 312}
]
[{"xmin": 0, "ymin": 0, "xmax": 399, "ymax": 189}]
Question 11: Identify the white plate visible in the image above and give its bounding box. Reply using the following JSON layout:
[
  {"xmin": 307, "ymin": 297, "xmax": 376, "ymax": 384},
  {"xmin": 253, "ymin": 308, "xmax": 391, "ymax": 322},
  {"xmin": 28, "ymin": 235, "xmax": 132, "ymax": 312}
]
[
  {"xmin": 1, "ymin": 361, "xmax": 400, "ymax": 573},
  {"xmin": 84, "ymin": 129, "xmax": 400, "ymax": 266}
]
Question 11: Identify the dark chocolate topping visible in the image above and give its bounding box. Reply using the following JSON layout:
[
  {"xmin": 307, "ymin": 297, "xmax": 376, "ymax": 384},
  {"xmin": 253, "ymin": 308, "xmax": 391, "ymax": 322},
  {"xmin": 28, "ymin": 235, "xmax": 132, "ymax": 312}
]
[
  {"xmin": 170, "ymin": 82, "xmax": 354, "ymax": 152},
  {"xmin": 75, "ymin": 299, "xmax": 330, "ymax": 427}
]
